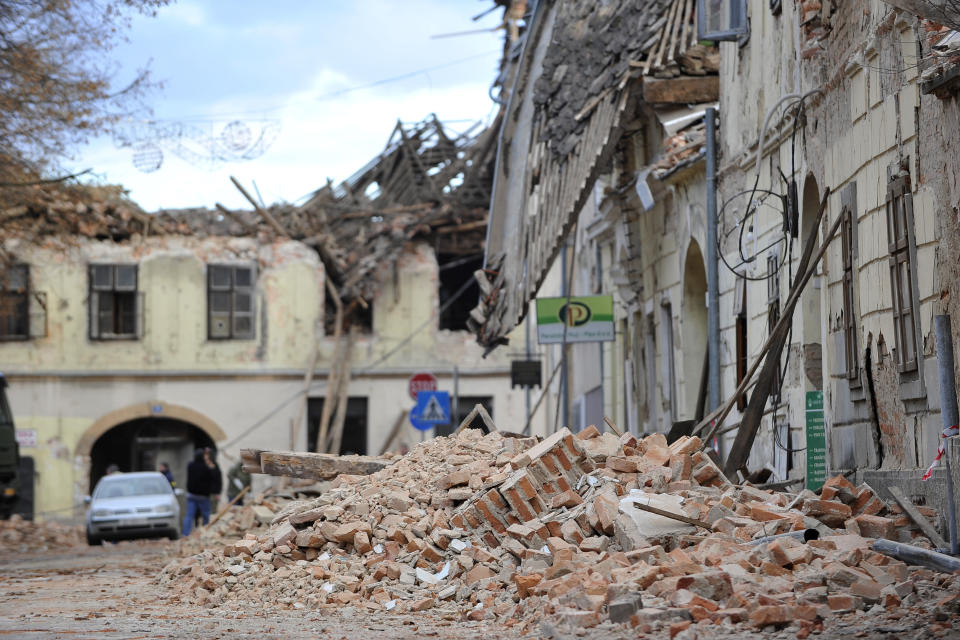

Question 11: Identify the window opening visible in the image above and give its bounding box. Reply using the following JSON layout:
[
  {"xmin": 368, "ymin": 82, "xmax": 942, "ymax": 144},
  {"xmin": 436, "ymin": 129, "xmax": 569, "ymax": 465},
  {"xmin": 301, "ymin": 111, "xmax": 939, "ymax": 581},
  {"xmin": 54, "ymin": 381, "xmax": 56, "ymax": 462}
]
[
  {"xmin": 886, "ymin": 172, "xmax": 918, "ymax": 374},
  {"xmin": 660, "ymin": 303, "xmax": 677, "ymax": 426},
  {"xmin": 767, "ymin": 253, "xmax": 782, "ymax": 405},
  {"xmin": 841, "ymin": 204, "xmax": 861, "ymax": 384},
  {"xmin": 735, "ymin": 275, "xmax": 748, "ymax": 410},
  {"xmin": 208, "ymin": 265, "xmax": 255, "ymax": 340},
  {"xmin": 0, "ymin": 265, "xmax": 29, "ymax": 340},
  {"xmin": 644, "ymin": 313, "xmax": 658, "ymax": 433},
  {"xmin": 307, "ymin": 397, "xmax": 368, "ymax": 455},
  {"xmin": 697, "ymin": 0, "xmax": 749, "ymax": 42},
  {"xmin": 438, "ymin": 253, "xmax": 482, "ymax": 331},
  {"xmin": 89, "ymin": 264, "xmax": 138, "ymax": 339}
]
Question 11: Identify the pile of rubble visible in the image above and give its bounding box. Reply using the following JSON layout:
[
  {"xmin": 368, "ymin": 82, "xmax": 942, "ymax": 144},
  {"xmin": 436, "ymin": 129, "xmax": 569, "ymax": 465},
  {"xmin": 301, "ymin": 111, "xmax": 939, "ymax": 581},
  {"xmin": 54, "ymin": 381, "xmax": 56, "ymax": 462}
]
[
  {"xmin": 173, "ymin": 491, "xmax": 318, "ymax": 557},
  {"xmin": 0, "ymin": 514, "xmax": 84, "ymax": 552},
  {"xmin": 159, "ymin": 427, "xmax": 960, "ymax": 637}
]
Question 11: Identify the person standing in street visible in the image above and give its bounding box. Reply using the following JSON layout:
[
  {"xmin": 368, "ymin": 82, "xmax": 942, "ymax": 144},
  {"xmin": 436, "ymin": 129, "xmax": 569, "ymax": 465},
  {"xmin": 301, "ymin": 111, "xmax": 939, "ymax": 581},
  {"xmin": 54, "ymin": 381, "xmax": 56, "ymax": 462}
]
[
  {"xmin": 158, "ymin": 461, "xmax": 175, "ymax": 487},
  {"xmin": 205, "ymin": 447, "xmax": 223, "ymax": 515},
  {"xmin": 226, "ymin": 460, "xmax": 250, "ymax": 506},
  {"xmin": 182, "ymin": 448, "xmax": 219, "ymax": 535}
]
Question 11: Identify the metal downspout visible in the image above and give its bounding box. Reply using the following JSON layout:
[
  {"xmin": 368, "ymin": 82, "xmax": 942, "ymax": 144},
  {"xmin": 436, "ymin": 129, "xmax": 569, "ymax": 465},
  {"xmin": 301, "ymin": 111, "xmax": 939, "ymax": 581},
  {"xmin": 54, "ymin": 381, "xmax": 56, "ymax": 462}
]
[{"xmin": 934, "ymin": 314, "xmax": 959, "ymax": 555}]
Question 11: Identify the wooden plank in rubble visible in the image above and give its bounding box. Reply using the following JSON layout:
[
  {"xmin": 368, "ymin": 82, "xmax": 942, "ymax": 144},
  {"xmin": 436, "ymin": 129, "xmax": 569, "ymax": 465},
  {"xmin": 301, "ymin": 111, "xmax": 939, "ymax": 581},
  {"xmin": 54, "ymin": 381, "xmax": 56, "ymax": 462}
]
[{"xmin": 241, "ymin": 449, "xmax": 387, "ymax": 480}]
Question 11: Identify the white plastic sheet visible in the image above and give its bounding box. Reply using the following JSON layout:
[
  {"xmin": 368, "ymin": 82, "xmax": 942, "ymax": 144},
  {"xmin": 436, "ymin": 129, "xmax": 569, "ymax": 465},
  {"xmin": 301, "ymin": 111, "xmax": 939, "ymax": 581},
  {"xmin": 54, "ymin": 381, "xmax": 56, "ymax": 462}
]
[{"xmin": 618, "ymin": 489, "xmax": 696, "ymax": 537}]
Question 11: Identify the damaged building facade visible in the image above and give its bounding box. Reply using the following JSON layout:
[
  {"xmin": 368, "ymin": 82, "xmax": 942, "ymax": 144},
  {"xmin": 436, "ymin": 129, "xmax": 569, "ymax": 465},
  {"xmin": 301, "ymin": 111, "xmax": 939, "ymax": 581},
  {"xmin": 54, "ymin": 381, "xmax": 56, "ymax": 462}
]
[
  {"xmin": 0, "ymin": 116, "xmax": 532, "ymax": 519},
  {"xmin": 474, "ymin": 0, "xmax": 720, "ymax": 442},
  {"xmin": 474, "ymin": 0, "xmax": 960, "ymax": 520},
  {"xmin": 715, "ymin": 0, "xmax": 960, "ymax": 500}
]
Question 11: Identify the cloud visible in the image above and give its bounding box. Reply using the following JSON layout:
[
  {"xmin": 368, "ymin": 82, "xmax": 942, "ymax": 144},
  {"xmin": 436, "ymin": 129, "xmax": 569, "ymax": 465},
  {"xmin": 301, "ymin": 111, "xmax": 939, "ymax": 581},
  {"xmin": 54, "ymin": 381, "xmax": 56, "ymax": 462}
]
[
  {"xmin": 161, "ymin": 2, "xmax": 207, "ymax": 28},
  {"xmin": 70, "ymin": 1, "xmax": 505, "ymax": 211}
]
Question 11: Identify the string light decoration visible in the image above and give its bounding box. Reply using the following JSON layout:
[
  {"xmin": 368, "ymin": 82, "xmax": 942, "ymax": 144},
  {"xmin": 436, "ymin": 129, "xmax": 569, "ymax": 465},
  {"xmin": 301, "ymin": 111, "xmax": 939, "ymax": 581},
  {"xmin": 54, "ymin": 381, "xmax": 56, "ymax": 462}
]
[
  {"xmin": 131, "ymin": 142, "xmax": 164, "ymax": 173},
  {"xmin": 113, "ymin": 118, "xmax": 280, "ymax": 172}
]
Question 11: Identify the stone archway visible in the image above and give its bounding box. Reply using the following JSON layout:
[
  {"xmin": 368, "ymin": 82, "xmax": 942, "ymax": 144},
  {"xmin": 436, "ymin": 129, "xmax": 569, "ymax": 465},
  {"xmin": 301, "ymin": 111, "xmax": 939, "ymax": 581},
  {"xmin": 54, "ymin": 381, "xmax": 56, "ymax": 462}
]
[
  {"xmin": 800, "ymin": 175, "xmax": 823, "ymax": 391},
  {"xmin": 77, "ymin": 402, "xmax": 226, "ymax": 494},
  {"xmin": 77, "ymin": 402, "xmax": 225, "ymax": 460},
  {"xmin": 681, "ymin": 240, "xmax": 708, "ymax": 421}
]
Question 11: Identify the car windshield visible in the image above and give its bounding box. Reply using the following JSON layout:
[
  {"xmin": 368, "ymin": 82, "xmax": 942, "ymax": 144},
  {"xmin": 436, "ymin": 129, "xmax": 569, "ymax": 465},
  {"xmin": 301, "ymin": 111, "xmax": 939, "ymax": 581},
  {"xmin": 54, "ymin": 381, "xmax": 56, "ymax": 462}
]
[{"xmin": 95, "ymin": 476, "xmax": 171, "ymax": 499}]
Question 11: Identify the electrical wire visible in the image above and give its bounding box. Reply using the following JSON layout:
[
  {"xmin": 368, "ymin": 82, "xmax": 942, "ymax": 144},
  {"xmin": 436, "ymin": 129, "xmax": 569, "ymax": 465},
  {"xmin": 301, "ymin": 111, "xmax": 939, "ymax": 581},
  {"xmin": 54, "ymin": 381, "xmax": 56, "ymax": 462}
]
[
  {"xmin": 717, "ymin": 92, "xmax": 816, "ymax": 283},
  {"xmin": 218, "ymin": 273, "xmax": 481, "ymax": 449},
  {"xmin": 219, "ymin": 385, "xmax": 309, "ymax": 450},
  {"xmin": 354, "ymin": 273, "xmax": 479, "ymax": 374},
  {"xmin": 717, "ymin": 91, "xmax": 817, "ymax": 456}
]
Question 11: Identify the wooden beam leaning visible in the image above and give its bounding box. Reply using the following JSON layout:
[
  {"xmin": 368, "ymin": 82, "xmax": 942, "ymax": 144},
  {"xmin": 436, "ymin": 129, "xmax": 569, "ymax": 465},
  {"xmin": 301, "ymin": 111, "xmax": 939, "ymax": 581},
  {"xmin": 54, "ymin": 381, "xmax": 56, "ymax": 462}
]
[
  {"xmin": 242, "ymin": 449, "xmax": 387, "ymax": 480},
  {"xmin": 378, "ymin": 409, "xmax": 411, "ymax": 456},
  {"xmin": 722, "ymin": 186, "xmax": 830, "ymax": 477},
  {"xmin": 229, "ymin": 175, "xmax": 289, "ymax": 237},
  {"xmin": 888, "ymin": 486, "xmax": 950, "ymax": 550},
  {"xmin": 694, "ymin": 188, "xmax": 835, "ymax": 446},
  {"xmin": 207, "ymin": 485, "xmax": 250, "ymax": 528}
]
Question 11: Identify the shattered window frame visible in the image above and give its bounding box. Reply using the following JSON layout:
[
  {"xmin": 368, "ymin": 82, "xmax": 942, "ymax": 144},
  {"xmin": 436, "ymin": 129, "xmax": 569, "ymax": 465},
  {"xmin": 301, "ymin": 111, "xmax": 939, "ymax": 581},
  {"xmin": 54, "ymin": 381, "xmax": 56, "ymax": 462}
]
[
  {"xmin": 886, "ymin": 173, "xmax": 919, "ymax": 375},
  {"xmin": 88, "ymin": 264, "xmax": 139, "ymax": 340},
  {"xmin": 207, "ymin": 264, "xmax": 256, "ymax": 341},
  {"xmin": 0, "ymin": 264, "xmax": 30, "ymax": 341}
]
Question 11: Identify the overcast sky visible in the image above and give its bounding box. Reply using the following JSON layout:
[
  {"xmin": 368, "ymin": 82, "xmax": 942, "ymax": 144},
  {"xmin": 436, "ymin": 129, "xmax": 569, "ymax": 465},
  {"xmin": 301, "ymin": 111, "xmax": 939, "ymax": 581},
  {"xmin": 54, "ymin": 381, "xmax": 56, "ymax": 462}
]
[{"xmin": 70, "ymin": 1, "xmax": 504, "ymax": 212}]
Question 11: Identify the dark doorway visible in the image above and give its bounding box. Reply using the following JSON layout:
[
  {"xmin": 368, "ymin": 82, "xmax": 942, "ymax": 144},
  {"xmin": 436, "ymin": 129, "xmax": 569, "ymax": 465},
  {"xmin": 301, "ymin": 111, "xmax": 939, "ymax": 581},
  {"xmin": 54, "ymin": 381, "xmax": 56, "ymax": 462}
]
[
  {"xmin": 436, "ymin": 396, "xmax": 493, "ymax": 437},
  {"xmin": 14, "ymin": 456, "xmax": 34, "ymax": 520},
  {"xmin": 438, "ymin": 254, "xmax": 483, "ymax": 331},
  {"xmin": 307, "ymin": 397, "xmax": 368, "ymax": 455},
  {"xmin": 89, "ymin": 418, "xmax": 215, "ymax": 493}
]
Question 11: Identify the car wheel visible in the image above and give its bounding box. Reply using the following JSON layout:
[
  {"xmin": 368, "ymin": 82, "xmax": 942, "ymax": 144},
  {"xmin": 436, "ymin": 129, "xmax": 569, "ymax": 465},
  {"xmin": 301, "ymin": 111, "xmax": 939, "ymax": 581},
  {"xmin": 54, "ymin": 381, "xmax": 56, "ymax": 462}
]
[
  {"xmin": 86, "ymin": 530, "xmax": 102, "ymax": 546},
  {"xmin": 166, "ymin": 528, "xmax": 180, "ymax": 541}
]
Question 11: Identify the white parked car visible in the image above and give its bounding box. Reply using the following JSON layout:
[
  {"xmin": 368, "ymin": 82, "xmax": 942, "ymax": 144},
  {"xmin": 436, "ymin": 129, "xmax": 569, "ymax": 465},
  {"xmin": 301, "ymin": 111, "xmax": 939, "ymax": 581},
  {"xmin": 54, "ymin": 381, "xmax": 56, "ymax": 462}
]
[{"xmin": 85, "ymin": 471, "xmax": 180, "ymax": 545}]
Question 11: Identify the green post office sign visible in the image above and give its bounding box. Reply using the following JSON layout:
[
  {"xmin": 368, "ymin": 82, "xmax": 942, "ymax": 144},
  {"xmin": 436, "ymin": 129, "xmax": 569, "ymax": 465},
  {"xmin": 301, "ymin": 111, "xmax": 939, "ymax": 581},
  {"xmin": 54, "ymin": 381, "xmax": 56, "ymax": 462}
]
[
  {"xmin": 535, "ymin": 295, "xmax": 615, "ymax": 344},
  {"xmin": 805, "ymin": 391, "xmax": 827, "ymax": 492}
]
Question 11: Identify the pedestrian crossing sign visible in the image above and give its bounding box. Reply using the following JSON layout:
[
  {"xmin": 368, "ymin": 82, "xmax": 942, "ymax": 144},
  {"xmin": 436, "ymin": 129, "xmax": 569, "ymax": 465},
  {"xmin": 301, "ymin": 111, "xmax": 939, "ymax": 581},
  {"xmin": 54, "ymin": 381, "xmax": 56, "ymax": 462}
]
[{"xmin": 410, "ymin": 390, "xmax": 451, "ymax": 431}]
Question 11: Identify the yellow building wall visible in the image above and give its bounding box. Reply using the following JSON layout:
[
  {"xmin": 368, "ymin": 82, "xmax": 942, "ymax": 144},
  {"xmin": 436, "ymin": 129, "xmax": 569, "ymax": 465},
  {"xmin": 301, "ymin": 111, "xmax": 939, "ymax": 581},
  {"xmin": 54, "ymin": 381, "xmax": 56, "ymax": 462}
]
[
  {"xmin": 2, "ymin": 236, "xmax": 324, "ymax": 371},
  {"xmin": 3, "ymin": 237, "xmax": 529, "ymax": 520}
]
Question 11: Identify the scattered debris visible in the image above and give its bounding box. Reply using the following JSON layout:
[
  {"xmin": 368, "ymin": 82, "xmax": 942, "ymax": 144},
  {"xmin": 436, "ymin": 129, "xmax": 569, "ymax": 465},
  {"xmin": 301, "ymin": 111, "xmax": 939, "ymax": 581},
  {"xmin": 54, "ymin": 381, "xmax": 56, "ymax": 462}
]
[
  {"xmin": 158, "ymin": 423, "xmax": 959, "ymax": 634},
  {"xmin": 0, "ymin": 514, "xmax": 83, "ymax": 552}
]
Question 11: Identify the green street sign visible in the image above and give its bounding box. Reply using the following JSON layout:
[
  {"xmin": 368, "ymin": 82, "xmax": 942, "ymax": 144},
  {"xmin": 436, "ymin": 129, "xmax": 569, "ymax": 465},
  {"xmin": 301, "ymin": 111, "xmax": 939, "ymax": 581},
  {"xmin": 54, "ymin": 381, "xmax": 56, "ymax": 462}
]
[
  {"xmin": 805, "ymin": 390, "xmax": 826, "ymax": 492},
  {"xmin": 535, "ymin": 295, "xmax": 615, "ymax": 344}
]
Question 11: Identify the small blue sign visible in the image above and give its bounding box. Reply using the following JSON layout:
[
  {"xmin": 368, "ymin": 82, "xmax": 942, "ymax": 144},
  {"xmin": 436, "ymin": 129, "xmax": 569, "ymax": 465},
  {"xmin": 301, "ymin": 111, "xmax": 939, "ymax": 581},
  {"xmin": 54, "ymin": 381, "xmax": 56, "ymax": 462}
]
[
  {"xmin": 151, "ymin": 404, "xmax": 164, "ymax": 415},
  {"xmin": 410, "ymin": 391, "xmax": 450, "ymax": 431}
]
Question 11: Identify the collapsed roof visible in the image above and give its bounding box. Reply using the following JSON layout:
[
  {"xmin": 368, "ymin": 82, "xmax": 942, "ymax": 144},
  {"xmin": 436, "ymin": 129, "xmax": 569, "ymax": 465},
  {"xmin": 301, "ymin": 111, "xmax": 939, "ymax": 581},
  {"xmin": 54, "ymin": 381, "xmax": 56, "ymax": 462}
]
[
  {"xmin": 0, "ymin": 114, "xmax": 500, "ymax": 329},
  {"xmin": 470, "ymin": 0, "xmax": 719, "ymax": 351}
]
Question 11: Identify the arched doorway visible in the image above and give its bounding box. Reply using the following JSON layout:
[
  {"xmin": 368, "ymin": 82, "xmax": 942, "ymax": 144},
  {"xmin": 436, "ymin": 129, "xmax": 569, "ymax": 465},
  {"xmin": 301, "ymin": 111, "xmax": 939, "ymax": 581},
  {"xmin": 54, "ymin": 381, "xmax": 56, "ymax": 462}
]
[
  {"xmin": 801, "ymin": 175, "xmax": 823, "ymax": 391},
  {"xmin": 681, "ymin": 240, "xmax": 708, "ymax": 420},
  {"xmin": 89, "ymin": 418, "xmax": 215, "ymax": 493}
]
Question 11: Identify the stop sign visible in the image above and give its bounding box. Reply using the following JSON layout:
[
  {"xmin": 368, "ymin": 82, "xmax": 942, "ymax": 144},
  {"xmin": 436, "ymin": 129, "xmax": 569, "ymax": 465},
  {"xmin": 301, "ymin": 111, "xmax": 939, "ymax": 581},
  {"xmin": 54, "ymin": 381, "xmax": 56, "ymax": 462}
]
[{"xmin": 408, "ymin": 372, "xmax": 438, "ymax": 400}]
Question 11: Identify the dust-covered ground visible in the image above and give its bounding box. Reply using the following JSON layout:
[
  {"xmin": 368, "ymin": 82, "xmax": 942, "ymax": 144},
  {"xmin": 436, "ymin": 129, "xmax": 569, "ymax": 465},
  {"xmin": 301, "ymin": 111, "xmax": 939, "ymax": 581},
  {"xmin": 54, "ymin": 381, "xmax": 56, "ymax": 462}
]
[
  {"xmin": 0, "ymin": 538, "xmax": 955, "ymax": 640},
  {"xmin": 0, "ymin": 541, "xmax": 532, "ymax": 639}
]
